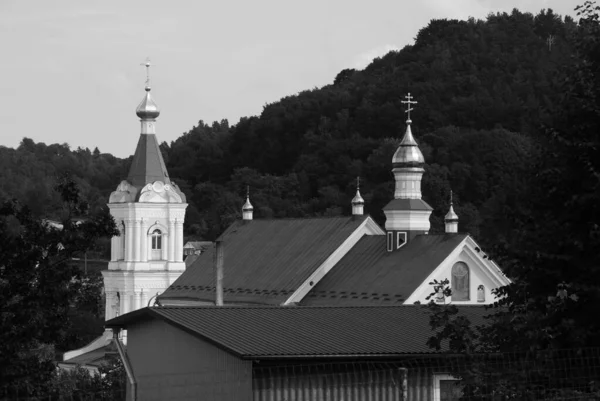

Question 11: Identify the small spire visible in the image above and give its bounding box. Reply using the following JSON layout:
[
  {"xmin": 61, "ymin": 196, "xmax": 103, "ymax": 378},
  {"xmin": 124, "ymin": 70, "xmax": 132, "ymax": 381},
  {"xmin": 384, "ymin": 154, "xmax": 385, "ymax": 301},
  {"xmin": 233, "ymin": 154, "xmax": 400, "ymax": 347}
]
[
  {"xmin": 352, "ymin": 177, "xmax": 364, "ymax": 216},
  {"xmin": 401, "ymin": 92, "xmax": 418, "ymax": 125},
  {"xmin": 136, "ymin": 58, "xmax": 160, "ymax": 120},
  {"xmin": 242, "ymin": 185, "xmax": 254, "ymax": 221},
  {"xmin": 445, "ymin": 190, "xmax": 459, "ymax": 233},
  {"xmin": 392, "ymin": 93, "xmax": 424, "ymax": 168}
]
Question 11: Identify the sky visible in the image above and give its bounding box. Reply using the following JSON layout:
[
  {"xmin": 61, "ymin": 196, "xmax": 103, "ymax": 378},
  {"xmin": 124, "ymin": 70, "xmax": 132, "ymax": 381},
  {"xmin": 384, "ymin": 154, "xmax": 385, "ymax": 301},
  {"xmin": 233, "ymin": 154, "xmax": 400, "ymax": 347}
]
[{"xmin": 0, "ymin": 0, "xmax": 580, "ymax": 158}]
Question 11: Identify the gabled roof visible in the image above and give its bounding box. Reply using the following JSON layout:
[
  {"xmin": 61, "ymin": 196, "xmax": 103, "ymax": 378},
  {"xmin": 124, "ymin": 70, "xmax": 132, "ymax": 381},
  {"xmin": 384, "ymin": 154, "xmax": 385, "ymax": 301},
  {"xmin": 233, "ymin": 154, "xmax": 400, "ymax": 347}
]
[
  {"xmin": 159, "ymin": 216, "xmax": 371, "ymax": 304},
  {"xmin": 301, "ymin": 234, "xmax": 468, "ymax": 306},
  {"xmin": 106, "ymin": 305, "xmax": 492, "ymax": 359},
  {"xmin": 127, "ymin": 133, "xmax": 170, "ymax": 188}
]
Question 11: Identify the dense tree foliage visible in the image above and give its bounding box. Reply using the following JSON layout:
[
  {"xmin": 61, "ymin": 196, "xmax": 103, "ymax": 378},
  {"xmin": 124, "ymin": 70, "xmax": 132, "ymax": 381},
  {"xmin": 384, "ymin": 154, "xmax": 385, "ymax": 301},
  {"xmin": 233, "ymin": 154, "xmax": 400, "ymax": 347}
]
[
  {"xmin": 425, "ymin": 2, "xmax": 600, "ymax": 398},
  {"xmin": 1, "ymin": 8, "xmax": 574, "ymax": 250},
  {"xmin": 0, "ymin": 177, "xmax": 118, "ymax": 393},
  {"xmin": 162, "ymin": 8, "xmax": 571, "ymax": 244}
]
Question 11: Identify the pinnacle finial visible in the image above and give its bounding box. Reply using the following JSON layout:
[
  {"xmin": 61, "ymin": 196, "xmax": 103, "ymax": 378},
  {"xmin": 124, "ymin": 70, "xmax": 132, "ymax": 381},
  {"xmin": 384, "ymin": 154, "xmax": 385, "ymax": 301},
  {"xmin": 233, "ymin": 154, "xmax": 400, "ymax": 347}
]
[
  {"xmin": 141, "ymin": 57, "xmax": 152, "ymax": 91},
  {"xmin": 242, "ymin": 185, "xmax": 254, "ymax": 219},
  {"xmin": 356, "ymin": 176, "xmax": 360, "ymax": 191},
  {"xmin": 450, "ymin": 189, "xmax": 453, "ymax": 205},
  {"xmin": 401, "ymin": 92, "xmax": 417, "ymax": 124}
]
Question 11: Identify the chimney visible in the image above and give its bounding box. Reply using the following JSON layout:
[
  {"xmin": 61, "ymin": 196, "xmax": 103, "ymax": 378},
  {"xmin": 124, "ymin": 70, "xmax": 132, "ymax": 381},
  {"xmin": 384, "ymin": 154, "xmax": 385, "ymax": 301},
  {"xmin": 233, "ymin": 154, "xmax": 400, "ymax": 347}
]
[{"xmin": 214, "ymin": 240, "xmax": 224, "ymax": 306}]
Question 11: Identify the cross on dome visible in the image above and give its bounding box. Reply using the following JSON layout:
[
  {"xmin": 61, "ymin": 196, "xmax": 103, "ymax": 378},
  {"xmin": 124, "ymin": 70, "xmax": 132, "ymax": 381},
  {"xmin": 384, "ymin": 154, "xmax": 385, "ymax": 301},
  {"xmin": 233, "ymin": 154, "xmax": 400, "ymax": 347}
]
[
  {"xmin": 401, "ymin": 93, "xmax": 417, "ymax": 124},
  {"xmin": 141, "ymin": 57, "xmax": 153, "ymax": 91}
]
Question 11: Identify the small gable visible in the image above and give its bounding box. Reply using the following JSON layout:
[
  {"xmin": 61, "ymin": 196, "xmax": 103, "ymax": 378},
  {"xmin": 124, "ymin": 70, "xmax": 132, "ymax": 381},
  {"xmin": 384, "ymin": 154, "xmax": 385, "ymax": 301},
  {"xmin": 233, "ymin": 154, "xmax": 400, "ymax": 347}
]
[{"xmin": 404, "ymin": 237, "xmax": 510, "ymax": 305}]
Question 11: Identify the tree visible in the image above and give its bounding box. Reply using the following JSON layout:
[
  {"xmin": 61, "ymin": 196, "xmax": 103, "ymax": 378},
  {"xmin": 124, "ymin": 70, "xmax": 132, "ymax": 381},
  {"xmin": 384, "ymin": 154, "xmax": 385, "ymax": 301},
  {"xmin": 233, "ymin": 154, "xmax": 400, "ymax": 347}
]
[
  {"xmin": 424, "ymin": 2, "xmax": 600, "ymax": 398},
  {"xmin": 0, "ymin": 176, "xmax": 118, "ymax": 395}
]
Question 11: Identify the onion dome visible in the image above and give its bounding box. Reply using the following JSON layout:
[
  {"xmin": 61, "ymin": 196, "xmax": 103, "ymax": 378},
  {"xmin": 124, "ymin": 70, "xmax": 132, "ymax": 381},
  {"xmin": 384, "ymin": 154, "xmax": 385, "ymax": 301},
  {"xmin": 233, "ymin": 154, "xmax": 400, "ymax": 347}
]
[
  {"xmin": 351, "ymin": 189, "xmax": 364, "ymax": 206},
  {"xmin": 242, "ymin": 196, "xmax": 254, "ymax": 212},
  {"xmin": 445, "ymin": 203, "xmax": 459, "ymax": 222},
  {"xmin": 392, "ymin": 123, "xmax": 425, "ymax": 167},
  {"xmin": 445, "ymin": 191, "xmax": 459, "ymax": 222},
  {"xmin": 136, "ymin": 86, "xmax": 160, "ymax": 120}
]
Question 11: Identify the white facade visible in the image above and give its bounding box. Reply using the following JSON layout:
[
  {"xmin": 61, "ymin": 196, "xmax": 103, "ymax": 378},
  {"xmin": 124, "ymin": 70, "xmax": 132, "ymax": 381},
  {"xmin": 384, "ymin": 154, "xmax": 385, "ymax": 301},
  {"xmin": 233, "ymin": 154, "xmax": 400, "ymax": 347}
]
[
  {"xmin": 404, "ymin": 236, "xmax": 510, "ymax": 305},
  {"xmin": 103, "ymin": 201, "xmax": 187, "ymax": 320}
]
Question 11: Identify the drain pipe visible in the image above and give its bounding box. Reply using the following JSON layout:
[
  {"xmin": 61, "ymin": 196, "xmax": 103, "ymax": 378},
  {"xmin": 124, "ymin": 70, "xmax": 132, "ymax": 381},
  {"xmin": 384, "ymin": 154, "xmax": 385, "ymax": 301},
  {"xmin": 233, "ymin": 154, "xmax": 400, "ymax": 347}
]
[{"xmin": 113, "ymin": 329, "xmax": 137, "ymax": 401}]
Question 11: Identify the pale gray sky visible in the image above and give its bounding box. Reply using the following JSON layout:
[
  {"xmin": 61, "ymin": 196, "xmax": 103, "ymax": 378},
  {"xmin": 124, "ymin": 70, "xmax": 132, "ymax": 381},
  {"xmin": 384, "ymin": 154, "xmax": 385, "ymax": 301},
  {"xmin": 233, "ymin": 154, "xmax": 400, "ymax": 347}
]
[{"xmin": 0, "ymin": 0, "xmax": 578, "ymax": 157}]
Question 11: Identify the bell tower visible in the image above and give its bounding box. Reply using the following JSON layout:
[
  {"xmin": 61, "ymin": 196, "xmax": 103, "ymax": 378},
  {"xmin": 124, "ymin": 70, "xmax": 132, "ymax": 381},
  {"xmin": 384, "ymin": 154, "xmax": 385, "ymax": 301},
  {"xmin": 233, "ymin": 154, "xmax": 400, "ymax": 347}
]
[
  {"xmin": 102, "ymin": 59, "xmax": 188, "ymax": 323},
  {"xmin": 383, "ymin": 93, "xmax": 432, "ymax": 251}
]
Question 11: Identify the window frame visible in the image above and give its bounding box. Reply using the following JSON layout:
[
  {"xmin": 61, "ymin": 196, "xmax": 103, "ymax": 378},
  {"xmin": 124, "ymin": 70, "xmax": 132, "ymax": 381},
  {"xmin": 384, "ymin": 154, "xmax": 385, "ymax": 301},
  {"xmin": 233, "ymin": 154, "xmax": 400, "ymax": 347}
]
[
  {"xmin": 451, "ymin": 261, "xmax": 470, "ymax": 301},
  {"xmin": 151, "ymin": 229, "xmax": 162, "ymax": 250},
  {"xmin": 433, "ymin": 373, "xmax": 462, "ymax": 401}
]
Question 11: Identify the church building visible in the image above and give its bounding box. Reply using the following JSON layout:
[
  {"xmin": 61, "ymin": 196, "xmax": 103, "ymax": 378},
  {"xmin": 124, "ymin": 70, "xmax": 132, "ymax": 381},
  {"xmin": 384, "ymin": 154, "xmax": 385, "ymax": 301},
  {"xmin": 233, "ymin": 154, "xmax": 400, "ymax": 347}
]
[
  {"xmin": 158, "ymin": 93, "xmax": 509, "ymax": 308},
  {"xmin": 61, "ymin": 62, "xmax": 188, "ymax": 368}
]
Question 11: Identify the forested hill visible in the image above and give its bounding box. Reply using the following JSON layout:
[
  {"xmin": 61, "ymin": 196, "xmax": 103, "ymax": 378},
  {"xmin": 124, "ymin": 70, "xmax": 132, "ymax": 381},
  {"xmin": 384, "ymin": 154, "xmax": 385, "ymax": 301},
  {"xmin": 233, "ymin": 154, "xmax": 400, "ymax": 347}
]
[
  {"xmin": 164, "ymin": 8, "xmax": 574, "ymax": 245},
  {"xmin": 1, "ymin": 8, "xmax": 576, "ymax": 249}
]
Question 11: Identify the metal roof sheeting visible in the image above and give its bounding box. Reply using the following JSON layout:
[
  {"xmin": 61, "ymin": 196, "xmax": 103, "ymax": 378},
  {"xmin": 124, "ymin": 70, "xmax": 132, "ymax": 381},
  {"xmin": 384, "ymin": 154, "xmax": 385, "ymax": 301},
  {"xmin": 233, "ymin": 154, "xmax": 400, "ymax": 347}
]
[
  {"xmin": 127, "ymin": 133, "xmax": 171, "ymax": 188},
  {"xmin": 107, "ymin": 305, "xmax": 490, "ymax": 358},
  {"xmin": 159, "ymin": 216, "xmax": 369, "ymax": 304},
  {"xmin": 301, "ymin": 234, "xmax": 467, "ymax": 306}
]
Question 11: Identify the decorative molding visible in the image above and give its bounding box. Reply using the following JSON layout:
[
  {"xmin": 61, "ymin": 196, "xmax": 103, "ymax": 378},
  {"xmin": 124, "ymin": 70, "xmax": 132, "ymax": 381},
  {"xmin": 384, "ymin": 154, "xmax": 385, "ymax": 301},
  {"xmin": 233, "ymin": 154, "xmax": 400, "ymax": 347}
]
[
  {"xmin": 147, "ymin": 221, "xmax": 169, "ymax": 236},
  {"xmin": 109, "ymin": 181, "xmax": 138, "ymax": 203},
  {"xmin": 138, "ymin": 181, "xmax": 184, "ymax": 203}
]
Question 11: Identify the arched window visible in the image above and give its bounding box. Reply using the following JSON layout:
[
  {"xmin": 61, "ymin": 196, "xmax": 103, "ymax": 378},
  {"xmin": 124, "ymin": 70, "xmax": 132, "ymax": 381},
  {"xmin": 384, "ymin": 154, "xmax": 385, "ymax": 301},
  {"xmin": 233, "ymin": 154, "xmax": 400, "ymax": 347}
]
[
  {"xmin": 151, "ymin": 229, "xmax": 162, "ymax": 261},
  {"xmin": 151, "ymin": 229, "xmax": 162, "ymax": 250},
  {"xmin": 451, "ymin": 262, "xmax": 470, "ymax": 301}
]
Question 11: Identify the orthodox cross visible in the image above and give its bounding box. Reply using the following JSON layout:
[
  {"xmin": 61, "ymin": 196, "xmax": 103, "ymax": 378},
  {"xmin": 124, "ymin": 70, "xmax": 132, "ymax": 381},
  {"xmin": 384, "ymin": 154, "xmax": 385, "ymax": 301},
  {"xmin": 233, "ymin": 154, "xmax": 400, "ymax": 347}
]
[
  {"xmin": 141, "ymin": 57, "xmax": 152, "ymax": 87},
  {"xmin": 246, "ymin": 185, "xmax": 250, "ymax": 199},
  {"xmin": 401, "ymin": 93, "xmax": 417, "ymax": 122},
  {"xmin": 450, "ymin": 189, "xmax": 453, "ymax": 205},
  {"xmin": 356, "ymin": 176, "xmax": 360, "ymax": 191}
]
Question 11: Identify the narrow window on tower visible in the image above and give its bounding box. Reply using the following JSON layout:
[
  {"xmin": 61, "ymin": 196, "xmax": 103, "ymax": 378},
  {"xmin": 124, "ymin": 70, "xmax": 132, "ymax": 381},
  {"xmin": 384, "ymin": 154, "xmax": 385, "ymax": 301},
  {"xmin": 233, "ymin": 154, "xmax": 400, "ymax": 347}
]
[
  {"xmin": 119, "ymin": 221, "xmax": 126, "ymax": 261},
  {"xmin": 387, "ymin": 232, "xmax": 393, "ymax": 252},
  {"xmin": 151, "ymin": 229, "xmax": 162, "ymax": 250},
  {"xmin": 397, "ymin": 232, "xmax": 407, "ymax": 249}
]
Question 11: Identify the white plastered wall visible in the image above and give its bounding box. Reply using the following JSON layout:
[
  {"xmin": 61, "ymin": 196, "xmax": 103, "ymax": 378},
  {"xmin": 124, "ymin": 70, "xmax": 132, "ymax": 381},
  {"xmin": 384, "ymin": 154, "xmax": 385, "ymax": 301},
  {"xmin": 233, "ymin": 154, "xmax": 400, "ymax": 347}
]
[
  {"xmin": 102, "ymin": 201, "xmax": 187, "ymax": 320},
  {"xmin": 404, "ymin": 236, "xmax": 510, "ymax": 305}
]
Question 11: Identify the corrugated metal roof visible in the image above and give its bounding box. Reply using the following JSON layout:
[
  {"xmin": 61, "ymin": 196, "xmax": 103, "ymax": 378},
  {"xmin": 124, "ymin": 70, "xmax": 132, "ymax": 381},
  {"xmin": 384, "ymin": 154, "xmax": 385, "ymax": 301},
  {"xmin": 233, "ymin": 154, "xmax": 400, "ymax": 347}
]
[
  {"xmin": 159, "ymin": 216, "xmax": 369, "ymax": 304},
  {"xmin": 301, "ymin": 234, "xmax": 467, "ymax": 306},
  {"xmin": 106, "ymin": 305, "xmax": 491, "ymax": 358}
]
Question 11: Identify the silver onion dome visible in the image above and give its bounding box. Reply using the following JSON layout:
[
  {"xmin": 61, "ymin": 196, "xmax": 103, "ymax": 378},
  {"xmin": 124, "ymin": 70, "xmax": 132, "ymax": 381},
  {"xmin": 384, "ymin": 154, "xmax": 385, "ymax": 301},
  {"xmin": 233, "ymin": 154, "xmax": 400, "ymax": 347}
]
[{"xmin": 136, "ymin": 86, "xmax": 160, "ymax": 120}]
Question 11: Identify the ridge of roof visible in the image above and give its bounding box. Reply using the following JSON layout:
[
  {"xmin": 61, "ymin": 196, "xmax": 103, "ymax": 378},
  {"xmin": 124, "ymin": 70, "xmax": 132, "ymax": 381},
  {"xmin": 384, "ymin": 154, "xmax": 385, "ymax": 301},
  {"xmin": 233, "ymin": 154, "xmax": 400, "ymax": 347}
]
[
  {"xmin": 160, "ymin": 216, "xmax": 372, "ymax": 303},
  {"xmin": 226, "ymin": 214, "xmax": 370, "ymax": 223}
]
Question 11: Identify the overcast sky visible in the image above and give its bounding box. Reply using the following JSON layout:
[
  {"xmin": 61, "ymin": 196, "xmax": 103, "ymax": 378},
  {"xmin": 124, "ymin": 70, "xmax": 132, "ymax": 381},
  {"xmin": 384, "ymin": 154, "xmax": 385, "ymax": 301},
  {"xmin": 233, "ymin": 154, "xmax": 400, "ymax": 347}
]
[{"xmin": 0, "ymin": 0, "xmax": 579, "ymax": 157}]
